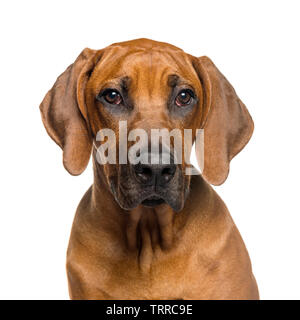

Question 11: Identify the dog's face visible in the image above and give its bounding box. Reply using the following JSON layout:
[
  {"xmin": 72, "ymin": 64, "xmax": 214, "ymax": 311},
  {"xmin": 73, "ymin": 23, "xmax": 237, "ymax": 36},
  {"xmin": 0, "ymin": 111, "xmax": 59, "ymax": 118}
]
[
  {"xmin": 85, "ymin": 40, "xmax": 206, "ymax": 211},
  {"xmin": 40, "ymin": 39, "xmax": 254, "ymax": 212}
]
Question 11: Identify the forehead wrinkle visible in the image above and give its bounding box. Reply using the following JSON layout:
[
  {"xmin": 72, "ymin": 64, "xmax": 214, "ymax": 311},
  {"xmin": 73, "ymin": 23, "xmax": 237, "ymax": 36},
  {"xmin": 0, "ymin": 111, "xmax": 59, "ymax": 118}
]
[
  {"xmin": 148, "ymin": 50, "xmax": 155, "ymax": 97},
  {"xmin": 146, "ymin": 51, "xmax": 176, "ymax": 96},
  {"xmin": 101, "ymin": 75, "xmax": 132, "ymax": 90},
  {"xmin": 148, "ymin": 51, "xmax": 165, "ymax": 97},
  {"xmin": 93, "ymin": 49, "xmax": 145, "ymax": 82},
  {"xmin": 162, "ymin": 51, "xmax": 196, "ymax": 81},
  {"xmin": 150, "ymin": 51, "xmax": 188, "ymax": 86},
  {"xmin": 132, "ymin": 51, "xmax": 189, "ymax": 109},
  {"xmin": 122, "ymin": 51, "xmax": 156, "ymax": 99}
]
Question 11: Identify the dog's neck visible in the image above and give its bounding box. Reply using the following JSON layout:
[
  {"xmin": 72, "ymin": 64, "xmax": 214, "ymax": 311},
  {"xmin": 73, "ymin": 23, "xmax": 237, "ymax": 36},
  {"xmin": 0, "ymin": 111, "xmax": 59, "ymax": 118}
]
[{"xmin": 125, "ymin": 204, "xmax": 175, "ymax": 251}]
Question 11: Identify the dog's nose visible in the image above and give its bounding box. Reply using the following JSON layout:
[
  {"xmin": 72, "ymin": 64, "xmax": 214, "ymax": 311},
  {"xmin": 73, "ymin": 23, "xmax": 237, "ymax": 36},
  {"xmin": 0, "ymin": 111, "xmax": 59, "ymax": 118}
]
[{"xmin": 133, "ymin": 163, "xmax": 176, "ymax": 186}]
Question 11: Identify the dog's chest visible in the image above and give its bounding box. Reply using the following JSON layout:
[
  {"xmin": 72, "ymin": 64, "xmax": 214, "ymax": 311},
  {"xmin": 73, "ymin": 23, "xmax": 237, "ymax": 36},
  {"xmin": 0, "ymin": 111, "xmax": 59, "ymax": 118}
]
[{"xmin": 92, "ymin": 244, "xmax": 207, "ymax": 299}]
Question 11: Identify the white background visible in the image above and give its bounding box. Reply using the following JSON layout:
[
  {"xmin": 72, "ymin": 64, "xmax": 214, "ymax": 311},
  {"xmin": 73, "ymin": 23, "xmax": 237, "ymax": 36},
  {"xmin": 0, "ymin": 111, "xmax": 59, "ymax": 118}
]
[{"xmin": 0, "ymin": 0, "xmax": 299, "ymax": 300}]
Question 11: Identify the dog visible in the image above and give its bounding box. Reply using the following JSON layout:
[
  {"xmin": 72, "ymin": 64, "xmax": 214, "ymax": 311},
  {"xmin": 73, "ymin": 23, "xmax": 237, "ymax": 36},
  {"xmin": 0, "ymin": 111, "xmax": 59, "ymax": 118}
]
[{"xmin": 40, "ymin": 38, "xmax": 259, "ymax": 299}]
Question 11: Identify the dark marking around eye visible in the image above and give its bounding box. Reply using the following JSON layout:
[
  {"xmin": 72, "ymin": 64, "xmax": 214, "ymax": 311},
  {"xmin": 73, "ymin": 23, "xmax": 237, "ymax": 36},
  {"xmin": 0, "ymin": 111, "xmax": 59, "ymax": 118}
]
[
  {"xmin": 168, "ymin": 74, "xmax": 179, "ymax": 87},
  {"xmin": 120, "ymin": 76, "xmax": 131, "ymax": 91}
]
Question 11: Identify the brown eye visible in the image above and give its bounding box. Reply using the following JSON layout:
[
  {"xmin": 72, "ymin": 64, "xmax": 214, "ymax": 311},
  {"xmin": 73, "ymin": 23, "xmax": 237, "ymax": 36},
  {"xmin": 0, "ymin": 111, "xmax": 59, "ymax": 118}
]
[
  {"xmin": 103, "ymin": 89, "xmax": 122, "ymax": 105},
  {"xmin": 175, "ymin": 90, "xmax": 193, "ymax": 107}
]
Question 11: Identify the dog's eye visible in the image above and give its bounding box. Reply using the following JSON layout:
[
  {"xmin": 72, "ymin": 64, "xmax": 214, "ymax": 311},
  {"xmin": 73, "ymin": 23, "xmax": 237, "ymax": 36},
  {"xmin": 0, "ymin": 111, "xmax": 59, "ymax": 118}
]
[
  {"xmin": 102, "ymin": 89, "xmax": 122, "ymax": 105},
  {"xmin": 175, "ymin": 90, "xmax": 193, "ymax": 107}
]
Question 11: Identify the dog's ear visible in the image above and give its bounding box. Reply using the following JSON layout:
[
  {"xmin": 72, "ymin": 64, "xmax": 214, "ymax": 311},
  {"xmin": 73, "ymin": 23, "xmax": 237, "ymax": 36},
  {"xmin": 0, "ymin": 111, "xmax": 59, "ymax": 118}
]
[
  {"xmin": 193, "ymin": 56, "xmax": 254, "ymax": 185},
  {"xmin": 40, "ymin": 48, "xmax": 102, "ymax": 175}
]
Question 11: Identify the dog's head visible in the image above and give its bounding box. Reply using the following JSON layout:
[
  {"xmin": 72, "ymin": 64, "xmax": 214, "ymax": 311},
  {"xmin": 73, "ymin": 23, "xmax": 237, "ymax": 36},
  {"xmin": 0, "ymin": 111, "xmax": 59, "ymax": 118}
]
[{"xmin": 40, "ymin": 39, "xmax": 253, "ymax": 211}]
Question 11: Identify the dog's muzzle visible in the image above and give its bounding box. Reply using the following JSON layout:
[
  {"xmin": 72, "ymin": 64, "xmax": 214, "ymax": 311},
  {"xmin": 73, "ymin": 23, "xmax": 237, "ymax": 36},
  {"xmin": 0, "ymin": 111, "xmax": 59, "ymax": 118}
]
[
  {"xmin": 110, "ymin": 149, "xmax": 187, "ymax": 212},
  {"xmin": 132, "ymin": 160, "xmax": 177, "ymax": 207}
]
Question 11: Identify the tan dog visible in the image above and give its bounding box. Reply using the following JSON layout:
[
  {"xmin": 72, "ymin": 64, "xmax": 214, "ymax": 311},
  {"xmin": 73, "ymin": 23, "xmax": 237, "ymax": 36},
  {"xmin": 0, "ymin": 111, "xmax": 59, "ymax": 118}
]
[{"xmin": 40, "ymin": 38, "xmax": 259, "ymax": 299}]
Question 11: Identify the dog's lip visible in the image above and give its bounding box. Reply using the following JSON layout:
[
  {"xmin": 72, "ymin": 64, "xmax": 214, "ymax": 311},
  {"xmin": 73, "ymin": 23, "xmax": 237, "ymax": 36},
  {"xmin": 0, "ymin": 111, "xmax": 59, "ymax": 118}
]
[
  {"xmin": 141, "ymin": 196, "xmax": 165, "ymax": 207},
  {"xmin": 114, "ymin": 179, "xmax": 185, "ymax": 211},
  {"xmin": 144, "ymin": 195, "xmax": 162, "ymax": 201}
]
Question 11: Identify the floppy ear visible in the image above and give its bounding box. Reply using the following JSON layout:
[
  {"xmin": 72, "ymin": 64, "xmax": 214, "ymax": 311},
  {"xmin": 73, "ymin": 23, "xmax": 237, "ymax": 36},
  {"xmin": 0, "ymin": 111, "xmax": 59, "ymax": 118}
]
[
  {"xmin": 193, "ymin": 56, "xmax": 254, "ymax": 185},
  {"xmin": 40, "ymin": 48, "xmax": 102, "ymax": 175}
]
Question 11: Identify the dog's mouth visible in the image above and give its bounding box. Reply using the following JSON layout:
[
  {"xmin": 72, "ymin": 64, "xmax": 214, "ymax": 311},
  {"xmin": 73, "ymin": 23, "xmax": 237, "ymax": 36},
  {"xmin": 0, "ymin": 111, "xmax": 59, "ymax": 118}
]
[
  {"xmin": 110, "ymin": 165, "xmax": 189, "ymax": 212},
  {"xmin": 141, "ymin": 196, "xmax": 165, "ymax": 207}
]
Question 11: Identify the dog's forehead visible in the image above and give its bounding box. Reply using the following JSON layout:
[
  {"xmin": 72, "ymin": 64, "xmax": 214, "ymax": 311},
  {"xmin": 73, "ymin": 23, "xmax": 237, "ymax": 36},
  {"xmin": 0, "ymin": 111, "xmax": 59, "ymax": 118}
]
[{"xmin": 91, "ymin": 39, "xmax": 198, "ymax": 88}]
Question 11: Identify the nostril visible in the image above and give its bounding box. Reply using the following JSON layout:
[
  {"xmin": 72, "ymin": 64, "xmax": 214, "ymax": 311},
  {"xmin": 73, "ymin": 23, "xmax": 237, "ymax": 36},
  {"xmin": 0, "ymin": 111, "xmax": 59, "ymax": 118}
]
[
  {"xmin": 134, "ymin": 164, "xmax": 153, "ymax": 183},
  {"xmin": 139, "ymin": 167, "xmax": 152, "ymax": 179},
  {"xmin": 161, "ymin": 167, "xmax": 173, "ymax": 176},
  {"xmin": 161, "ymin": 165, "xmax": 176, "ymax": 183}
]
